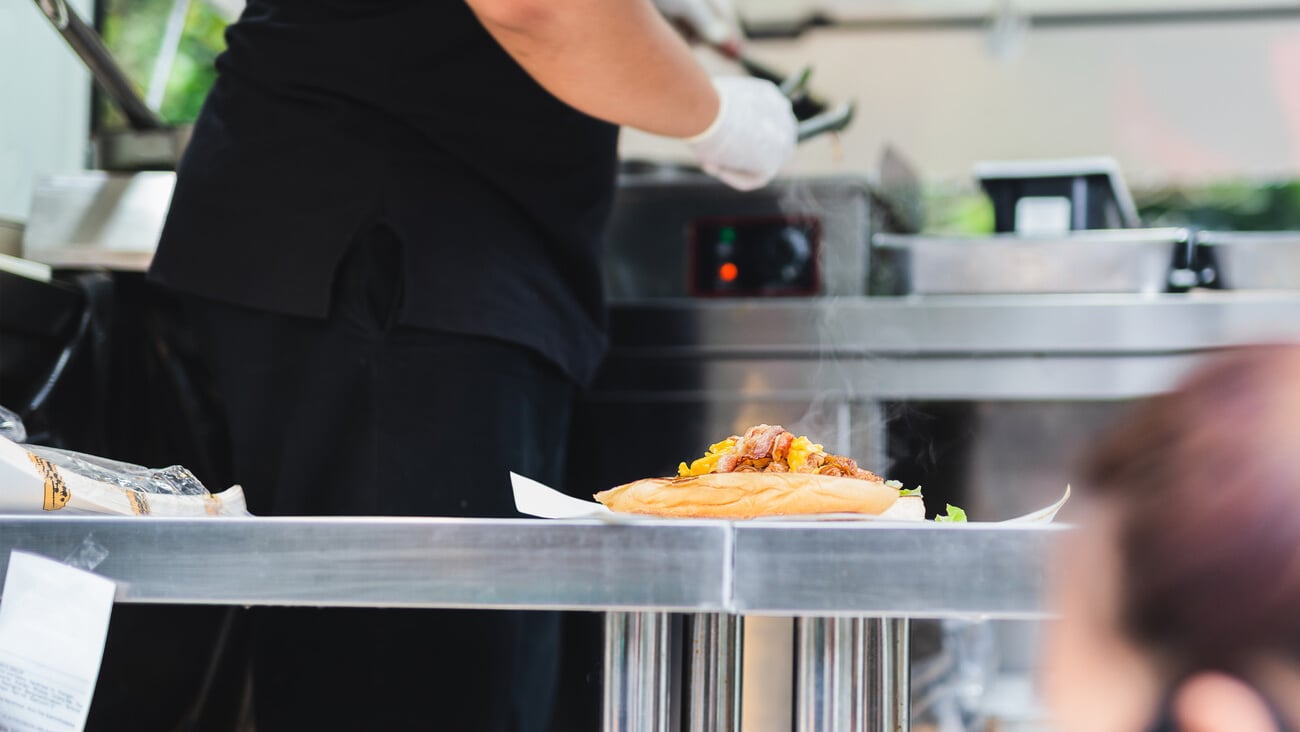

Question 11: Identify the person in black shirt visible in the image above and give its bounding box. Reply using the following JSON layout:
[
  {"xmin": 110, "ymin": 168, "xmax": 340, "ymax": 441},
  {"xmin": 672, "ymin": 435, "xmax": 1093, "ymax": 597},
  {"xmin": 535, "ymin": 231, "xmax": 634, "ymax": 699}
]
[{"xmin": 150, "ymin": 0, "xmax": 796, "ymax": 729}]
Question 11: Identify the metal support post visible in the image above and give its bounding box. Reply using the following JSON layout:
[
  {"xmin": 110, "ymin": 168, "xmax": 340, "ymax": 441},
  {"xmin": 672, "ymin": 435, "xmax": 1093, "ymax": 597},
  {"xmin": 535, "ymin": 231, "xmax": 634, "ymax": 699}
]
[
  {"xmin": 866, "ymin": 618, "xmax": 910, "ymax": 732},
  {"xmin": 794, "ymin": 617, "xmax": 910, "ymax": 732},
  {"xmin": 683, "ymin": 613, "xmax": 743, "ymax": 732},
  {"xmin": 604, "ymin": 611, "xmax": 672, "ymax": 732}
]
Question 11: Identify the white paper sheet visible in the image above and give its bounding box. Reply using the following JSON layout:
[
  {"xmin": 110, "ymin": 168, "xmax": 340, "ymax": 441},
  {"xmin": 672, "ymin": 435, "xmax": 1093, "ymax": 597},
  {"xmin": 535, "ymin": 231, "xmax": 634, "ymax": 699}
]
[
  {"xmin": 0, "ymin": 551, "xmax": 117, "ymax": 732},
  {"xmin": 510, "ymin": 472, "xmax": 615, "ymax": 519},
  {"xmin": 1003, "ymin": 485, "xmax": 1072, "ymax": 524}
]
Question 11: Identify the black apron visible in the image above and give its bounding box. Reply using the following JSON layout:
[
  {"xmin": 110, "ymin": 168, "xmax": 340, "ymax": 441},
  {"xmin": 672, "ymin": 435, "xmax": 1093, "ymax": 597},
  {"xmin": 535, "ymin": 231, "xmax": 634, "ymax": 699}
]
[{"xmin": 147, "ymin": 1, "xmax": 618, "ymax": 727}]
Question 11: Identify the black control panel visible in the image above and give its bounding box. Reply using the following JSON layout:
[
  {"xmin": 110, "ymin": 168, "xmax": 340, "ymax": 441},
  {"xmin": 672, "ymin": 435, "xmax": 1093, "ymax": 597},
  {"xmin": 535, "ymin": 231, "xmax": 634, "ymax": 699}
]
[{"xmin": 689, "ymin": 217, "xmax": 821, "ymax": 296}]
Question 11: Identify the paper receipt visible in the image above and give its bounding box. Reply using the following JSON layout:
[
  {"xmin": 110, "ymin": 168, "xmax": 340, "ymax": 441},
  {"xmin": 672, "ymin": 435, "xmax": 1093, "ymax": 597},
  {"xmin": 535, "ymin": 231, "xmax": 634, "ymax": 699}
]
[{"xmin": 0, "ymin": 551, "xmax": 116, "ymax": 732}]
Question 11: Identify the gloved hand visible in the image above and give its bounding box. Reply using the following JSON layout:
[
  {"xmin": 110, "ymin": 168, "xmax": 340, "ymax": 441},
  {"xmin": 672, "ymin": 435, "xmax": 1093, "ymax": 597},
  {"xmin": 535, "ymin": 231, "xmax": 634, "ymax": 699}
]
[
  {"xmin": 686, "ymin": 76, "xmax": 797, "ymax": 191},
  {"xmin": 654, "ymin": 0, "xmax": 742, "ymax": 50}
]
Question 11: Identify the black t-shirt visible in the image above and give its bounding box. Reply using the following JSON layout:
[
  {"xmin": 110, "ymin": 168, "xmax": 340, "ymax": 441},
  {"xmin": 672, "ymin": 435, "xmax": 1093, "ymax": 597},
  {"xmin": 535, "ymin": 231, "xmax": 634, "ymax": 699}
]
[{"xmin": 150, "ymin": 0, "xmax": 620, "ymax": 385}]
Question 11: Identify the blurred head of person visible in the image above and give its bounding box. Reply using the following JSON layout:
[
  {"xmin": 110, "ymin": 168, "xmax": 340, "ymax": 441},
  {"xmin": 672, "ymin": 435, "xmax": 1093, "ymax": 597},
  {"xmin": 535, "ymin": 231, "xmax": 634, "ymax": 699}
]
[{"xmin": 1043, "ymin": 344, "xmax": 1300, "ymax": 732}]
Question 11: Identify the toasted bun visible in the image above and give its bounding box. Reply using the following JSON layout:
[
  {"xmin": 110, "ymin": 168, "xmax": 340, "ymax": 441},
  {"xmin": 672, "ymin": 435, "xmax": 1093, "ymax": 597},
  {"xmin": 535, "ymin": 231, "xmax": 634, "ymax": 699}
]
[{"xmin": 593, "ymin": 472, "xmax": 900, "ymax": 519}]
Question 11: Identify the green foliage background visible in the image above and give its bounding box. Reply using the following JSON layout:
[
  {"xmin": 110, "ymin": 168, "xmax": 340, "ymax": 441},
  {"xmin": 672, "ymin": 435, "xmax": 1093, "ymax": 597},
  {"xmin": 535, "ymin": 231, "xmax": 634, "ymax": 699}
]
[{"xmin": 99, "ymin": 0, "xmax": 226, "ymax": 127}]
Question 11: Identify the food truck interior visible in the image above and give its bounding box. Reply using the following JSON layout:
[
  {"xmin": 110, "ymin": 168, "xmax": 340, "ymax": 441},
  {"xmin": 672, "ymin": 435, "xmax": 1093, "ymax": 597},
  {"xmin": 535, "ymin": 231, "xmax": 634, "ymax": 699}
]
[{"xmin": 2, "ymin": 1, "xmax": 1299, "ymax": 730}]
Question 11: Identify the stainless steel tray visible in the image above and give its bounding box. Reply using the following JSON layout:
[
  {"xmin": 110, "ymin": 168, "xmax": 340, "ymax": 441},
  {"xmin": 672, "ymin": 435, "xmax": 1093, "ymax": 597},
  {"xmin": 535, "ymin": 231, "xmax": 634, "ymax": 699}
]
[
  {"xmin": 1196, "ymin": 231, "xmax": 1300, "ymax": 290},
  {"xmin": 871, "ymin": 228, "xmax": 1193, "ymax": 295},
  {"xmin": 22, "ymin": 172, "xmax": 174, "ymax": 271}
]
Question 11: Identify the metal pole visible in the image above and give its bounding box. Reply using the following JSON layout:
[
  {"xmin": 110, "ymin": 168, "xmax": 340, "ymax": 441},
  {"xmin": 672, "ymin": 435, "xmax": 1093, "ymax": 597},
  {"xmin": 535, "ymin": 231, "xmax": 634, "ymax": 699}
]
[
  {"xmin": 794, "ymin": 617, "xmax": 910, "ymax": 732},
  {"xmin": 794, "ymin": 617, "xmax": 861, "ymax": 732},
  {"xmin": 604, "ymin": 611, "xmax": 672, "ymax": 732},
  {"xmin": 30, "ymin": 0, "xmax": 166, "ymax": 130},
  {"xmin": 683, "ymin": 613, "xmax": 743, "ymax": 732},
  {"xmin": 864, "ymin": 618, "xmax": 910, "ymax": 732}
]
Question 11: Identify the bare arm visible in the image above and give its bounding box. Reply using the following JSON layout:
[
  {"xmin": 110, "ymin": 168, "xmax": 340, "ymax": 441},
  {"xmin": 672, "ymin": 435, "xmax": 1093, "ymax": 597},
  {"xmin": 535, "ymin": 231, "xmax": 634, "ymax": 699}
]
[{"xmin": 465, "ymin": 0, "xmax": 720, "ymax": 138}]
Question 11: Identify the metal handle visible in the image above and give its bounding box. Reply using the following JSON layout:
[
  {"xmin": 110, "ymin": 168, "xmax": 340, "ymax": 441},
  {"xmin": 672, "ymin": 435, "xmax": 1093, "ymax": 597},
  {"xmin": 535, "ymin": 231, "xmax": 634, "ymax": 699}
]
[
  {"xmin": 797, "ymin": 102, "xmax": 856, "ymax": 143},
  {"xmin": 36, "ymin": 0, "xmax": 69, "ymax": 28},
  {"xmin": 31, "ymin": 0, "xmax": 166, "ymax": 130},
  {"xmin": 706, "ymin": 42, "xmax": 854, "ymax": 142},
  {"xmin": 778, "ymin": 66, "xmax": 813, "ymax": 101}
]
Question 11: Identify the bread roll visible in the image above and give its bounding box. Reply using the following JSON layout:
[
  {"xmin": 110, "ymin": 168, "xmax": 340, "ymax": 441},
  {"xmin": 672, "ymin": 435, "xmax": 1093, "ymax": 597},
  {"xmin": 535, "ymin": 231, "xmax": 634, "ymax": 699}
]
[
  {"xmin": 877, "ymin": 495, "xmax": 925, "ymax": 521},
  {"xmin": 594, "ymin": 471, "xmax": 900, "ymax": 519}
]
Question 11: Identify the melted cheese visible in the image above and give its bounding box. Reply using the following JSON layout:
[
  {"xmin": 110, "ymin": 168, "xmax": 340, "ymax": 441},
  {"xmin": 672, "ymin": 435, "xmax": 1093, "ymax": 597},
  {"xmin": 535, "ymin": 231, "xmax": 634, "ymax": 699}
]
[
  {"xmin": 678, "ymin": 438, "xmax": 738, "ymax": 477},
  {"xmin": 786, "ymin": 436, "xmax": 824, "ymax": 473}
]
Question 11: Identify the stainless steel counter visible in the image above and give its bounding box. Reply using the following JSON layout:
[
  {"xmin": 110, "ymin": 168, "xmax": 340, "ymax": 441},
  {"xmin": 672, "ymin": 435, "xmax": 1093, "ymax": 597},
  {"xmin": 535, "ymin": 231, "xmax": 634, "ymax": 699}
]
[
  {"xmin": 0, "ymin": 514, "xmax": 1057, "ymax": 617},
  {"xmin": 0, "ymin": 514, "xmax": 1058, "ymax": 732},
  {"xmin": 0, "ymin": 515, "xmax": 1058, "ymax": 731},
  {"xmin": 733, "ymin": 523, "xmax": 1061, "ymax": 618},
  {"xmin": 608, "ymin": 292, "xmax": 1300, "ymax": 356},
  {"xmin": 0, "ymin": 514, "xmax": 731, "ymax": 611},
  {"xmin": 595, "ymin": 293, "xmax": 1300, "ymax": 404}
]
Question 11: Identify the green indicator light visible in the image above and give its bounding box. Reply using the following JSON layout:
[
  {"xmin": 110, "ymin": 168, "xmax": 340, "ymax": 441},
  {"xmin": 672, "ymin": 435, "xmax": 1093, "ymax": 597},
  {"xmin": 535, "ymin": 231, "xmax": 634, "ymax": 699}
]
[{"xmin": 720, "ymin": 227, "xmax": 737, "ymax": 243}]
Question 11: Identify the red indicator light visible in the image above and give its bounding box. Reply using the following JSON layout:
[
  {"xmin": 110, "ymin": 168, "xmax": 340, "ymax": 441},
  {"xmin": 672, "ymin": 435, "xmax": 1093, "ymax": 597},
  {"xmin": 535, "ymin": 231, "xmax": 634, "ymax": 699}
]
[{"xmin": 719, "ymin": 262, "xmax": 739, "ymax": 282}]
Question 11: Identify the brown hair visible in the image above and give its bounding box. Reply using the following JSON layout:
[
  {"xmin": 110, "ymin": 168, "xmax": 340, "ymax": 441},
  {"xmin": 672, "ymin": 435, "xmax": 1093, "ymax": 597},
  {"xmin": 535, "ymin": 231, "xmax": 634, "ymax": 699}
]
[{"xmin": 1083, "ymin": 344, "xmax": 1300, "ymax": 676}]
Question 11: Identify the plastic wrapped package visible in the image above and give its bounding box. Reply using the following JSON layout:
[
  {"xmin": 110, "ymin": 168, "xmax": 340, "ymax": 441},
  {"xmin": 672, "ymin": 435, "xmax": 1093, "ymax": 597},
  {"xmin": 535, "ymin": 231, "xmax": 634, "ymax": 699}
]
[
  {"xmin": 27, "ymin": 445, "xmax": 211, "ymax": 497},
  {"xmin": 0, "ymin": 404, "xmax": 26, "ymax": 443},
  {"xmin": 0, "ymin": 410, "xmax": 247, "ymax": 516}
]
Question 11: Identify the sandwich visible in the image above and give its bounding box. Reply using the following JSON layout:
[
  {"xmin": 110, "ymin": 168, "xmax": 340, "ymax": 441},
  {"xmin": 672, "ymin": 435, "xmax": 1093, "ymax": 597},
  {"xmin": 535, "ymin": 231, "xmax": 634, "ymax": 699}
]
[{"xmin": 593, "ymin": 424, "xmax": 927, "ymax": 520}]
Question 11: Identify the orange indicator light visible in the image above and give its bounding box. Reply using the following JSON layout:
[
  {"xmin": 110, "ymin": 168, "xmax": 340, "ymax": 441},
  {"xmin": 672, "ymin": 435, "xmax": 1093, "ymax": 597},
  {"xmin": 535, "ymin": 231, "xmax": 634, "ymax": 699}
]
[{"xmin": 719, "ymin": 262, "xmax": 739, "ymax": 282}]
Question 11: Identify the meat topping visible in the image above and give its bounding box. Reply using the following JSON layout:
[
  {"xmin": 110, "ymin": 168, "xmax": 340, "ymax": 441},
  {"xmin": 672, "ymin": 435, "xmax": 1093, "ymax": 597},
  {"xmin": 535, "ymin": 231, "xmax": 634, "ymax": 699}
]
[{"xmin": 683, "ymin": 425, "xmax": 887, "ymax": 484}]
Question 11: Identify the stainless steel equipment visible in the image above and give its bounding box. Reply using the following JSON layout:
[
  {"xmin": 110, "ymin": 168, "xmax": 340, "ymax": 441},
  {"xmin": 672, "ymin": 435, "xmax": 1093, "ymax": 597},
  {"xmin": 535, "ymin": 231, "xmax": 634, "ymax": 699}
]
[
  {"xmin": 974, "ymin": 157, "xmax": 1142, "ymax": 233},
  {"xmin": 23, "ymin": 172, "xmax": 174, "ymax": 270},
  {"xmin": 871, "ymin": 228, "xmax": 1196, "ymax": 295},
  {"xmin": 1195, "ymin": 230, "xmax": 1300, "ymax": 290},
  {"xmin": 605, "ymin": 173, "xmax": 904, "ymax": 300},
  {"xmin": 0, "ymin": 219, "xmax": 23, "ymax": 258}
]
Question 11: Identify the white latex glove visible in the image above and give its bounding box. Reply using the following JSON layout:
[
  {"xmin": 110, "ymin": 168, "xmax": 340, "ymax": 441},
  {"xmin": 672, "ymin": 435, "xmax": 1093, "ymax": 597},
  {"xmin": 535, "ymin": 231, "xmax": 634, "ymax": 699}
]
[
  {"xmin": 686, "ymin": 77, "xmax": 797, "ymax": 191},
  {"xmin": 654, "ymin": 0, "xmax": 742, "ymax": 49}
]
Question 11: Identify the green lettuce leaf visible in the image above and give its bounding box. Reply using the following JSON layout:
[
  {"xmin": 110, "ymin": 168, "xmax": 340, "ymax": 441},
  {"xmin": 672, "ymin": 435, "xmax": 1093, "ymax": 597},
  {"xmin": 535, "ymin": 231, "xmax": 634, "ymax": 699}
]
[
  {"xmin": 885, "ymin": 479, "xmax": 923, "ymax": 497},
  {"xmin": 935, "ymin": 504, "xmax": 968, "ymax": 523}
]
